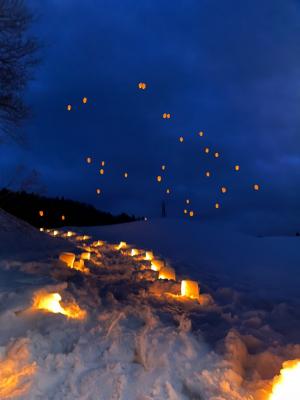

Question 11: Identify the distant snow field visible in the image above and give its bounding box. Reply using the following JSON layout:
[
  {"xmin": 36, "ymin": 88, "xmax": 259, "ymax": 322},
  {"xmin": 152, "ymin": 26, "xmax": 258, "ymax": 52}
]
[{"xmin": 0, "ymin": 210, "xmax": 300, "ymax": 399}]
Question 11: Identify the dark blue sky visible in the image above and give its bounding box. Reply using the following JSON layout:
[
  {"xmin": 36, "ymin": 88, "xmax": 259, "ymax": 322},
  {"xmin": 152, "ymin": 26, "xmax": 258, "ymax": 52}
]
[{"xmin": 2, "ymin": 0, "xmax": 300, "ymax": 231}]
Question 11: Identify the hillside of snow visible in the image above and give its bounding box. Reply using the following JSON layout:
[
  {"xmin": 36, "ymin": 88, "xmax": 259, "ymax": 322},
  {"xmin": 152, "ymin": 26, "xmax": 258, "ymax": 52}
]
[{"xmin": 0, "ymin": 211, "xmax": 300, "ymax": 399}]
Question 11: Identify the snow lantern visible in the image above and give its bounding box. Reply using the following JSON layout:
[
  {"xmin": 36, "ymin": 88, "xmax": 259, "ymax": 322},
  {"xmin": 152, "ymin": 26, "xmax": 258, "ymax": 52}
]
[
  {"xmin": 117, "ymin": 241, "xmax": 127, "ymax": 250},
  {"xmin": 181, "ymin": 280, "xmax": 199, "ymax": 299},
  {"xmin": 158, "ymin": 266, "xmax": 176, "ymax": 281},
  {"xmin": 59, "ymin": 252, "xmax": 75, "ymax": 267},
  {"xmin": 151, "ymin": 259, "xmax": 164, "ymax": 271},
  {"xmin": 131, "ymin": 248, "xmax": 139, "ymax": 256},
  {"xmin": 81, "ymin": 252, "xmax": 90, "ymax": 260},
  {"xmin": 145, "ymin": 251, "xmax": 154, "ymax": 261}
]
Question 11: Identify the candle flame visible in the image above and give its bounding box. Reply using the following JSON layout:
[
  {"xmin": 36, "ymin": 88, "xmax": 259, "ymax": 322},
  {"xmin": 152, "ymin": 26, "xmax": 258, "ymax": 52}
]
[{"xmin": 269, "ymin": 360, "xmax": 300, "ymax": 400}]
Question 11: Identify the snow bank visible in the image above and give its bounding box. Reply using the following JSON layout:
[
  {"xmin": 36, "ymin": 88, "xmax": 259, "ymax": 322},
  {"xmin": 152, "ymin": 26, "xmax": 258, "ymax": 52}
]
[{"xmin": 0, "ymin": 213, "xmax": 300, "ymax": 399}]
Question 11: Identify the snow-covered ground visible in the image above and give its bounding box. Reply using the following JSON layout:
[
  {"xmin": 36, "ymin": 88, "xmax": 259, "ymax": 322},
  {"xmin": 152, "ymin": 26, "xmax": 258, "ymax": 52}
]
[{"xmin": 0, "ymin": 211, "xmax": 300, "ymax": 399}]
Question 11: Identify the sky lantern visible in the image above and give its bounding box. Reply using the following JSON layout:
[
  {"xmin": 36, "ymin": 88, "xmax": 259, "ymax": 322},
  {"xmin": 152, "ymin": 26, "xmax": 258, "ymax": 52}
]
[
  {"xmin": 179, "ymin": 136, "xmax": 184, "ymax": 143},
  {"xmin": 39, "ymin": 210, "xmax": 44, "ymax": 217},
  {"xmin": 166, "ymin": 188, "xmax": 170, "ymax": 194},
  {"xmin": 205, "ymin": 171, "xmax": 211, "ymax": 178},
  {"xmin": 189, "ymin": 211, "xmax": 194, "ymax": 217},
  {"xmin": 158, "ymin": 266, "xmax": 176, "ymax": 280},
  {"xmin": 67, "ymin": 104, "xmax": 72, "ymax": 111},
  {"xmin": 161, "ymin": 164, "xmax": 166, "ymax": 171},
  {"xmin": 157, "ymin": 175, "xmax": 162, "ymax": 183},
  {"xmin": 101, "ymin": 161, "xmax": 105, "ymax": 167},
  {"xmin": 221, "ymin": 186, "xmax": 227, "ymax": 193},
  {"xmin": 124, "ymin": 172, "xmax": 128, "ymax": 178},
  {"xmin": 235, "ymin": 165, "xmax": 240, "ymax": 171},
  {"xmin": 138, "ymin": 82, "xmax": 147, "ymax": 90},
  {"xmin": 214, "ymin": 152, "xmax": 220, "ymax": 158},
  {"xmin": 82, "ymin": 97, "xmax": 88, "ymax": 104},
  {"xmin": 181, "ymin": 280, "xmax": 199, "ymax": 299},
  {"xmin": 204, "ymin": 147, "xmax": 210, "ymax": 154},
  {"xmin": 198, "ymin": 131, "xmax": 204, "ymax": 137},
  {"xmin": 99, "ymin": 168, "xmax": 104, "ymax": 175},
  {"xmin": 215, "ymin": 202, "xmax": 220, "ymax": 209},
  {"xmin": 269, "ymin": 360, "xmax": 300, "ymax": 400},
  {"xmin": 186, "ymin": 199, "xmax": 190, "ymax": 204},
  {"xmin": 86, "ymin": 156, "xmax": 92, "ymax": 164},
  {"xmin": 183, "ymin": 209, "xmax": 188, "ymax": 214},
  {"xmin": 162, "ymin": 113, "xmax": 171, "ymax": 119},
  {"xmin": 61, "ymin": 215, "xmax": 65, "ymax": 221},
  {"xmin": 96, "ymin": 188, "xmax": 101, "ymax": 195},
  {"xmin": 254, "ymin": 184, "xmax": 260, "ymax": 191}
]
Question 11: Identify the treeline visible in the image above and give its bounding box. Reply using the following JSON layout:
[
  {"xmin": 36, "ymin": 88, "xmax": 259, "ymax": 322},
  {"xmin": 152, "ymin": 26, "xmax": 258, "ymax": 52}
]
[{"xmin": 0, "ymin": 189, "xmax": 139, "ymax": 228}]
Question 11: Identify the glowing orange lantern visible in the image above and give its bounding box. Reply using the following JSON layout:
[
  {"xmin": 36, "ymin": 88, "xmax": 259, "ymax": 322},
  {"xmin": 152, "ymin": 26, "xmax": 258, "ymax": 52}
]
[
  {"xmin": 99, "ymin": 168, "xmax": 104, "ymax": 175},
  {"xmin": 215, "ymin": 203, "xmax": 220, "ymax": 209},
  {"xmin": 235, "ymin": 165, "xmax": 240, "ymax": 171},
  {"xmin": 179, "ymin": 136, "xmax": 184, "ymax": 143},
  {"xmin": 33, "ymin": 292, "xmax": 86, "ymax": 319},
  {"xmin": 96, "ymin": 188, "xmax": 101, "ymax": 195},
  {"xmin": 82, "ymin": 97, "xmax": 88, "ymax": 104},
  {"xmin": 204, "ymin": 147, "xmax": 210, "ymax": 154},
  {"xmin": 198, "ymin": 131, "xmax": 204, "ymax": 137},
  {"xmin": 86, "ymin": 157, "xmax": 92, "ymax": 164},
  {"xmin": 254, "ymin": 184, "xmax": 260, "ymax": 191},
  {"xmin": 269, "ymin": 359, "xmax": 300, "ymax": 400},
  {"xmin": 214, "ymin": 152, "xmax": 220, "ymax": 158},
  {"xmin": 205, "ymin": 171, "xmax": 211, "ymax": 177},
  {"xmin": 101, "ymin": 161, "xmax": 105, "ymax": 167},
  {"xmin": 81, "ymin": 252, "xmax": 91, "ymax": 260},
  {"xmin": 145, "ymin": 251, "xmax": 154, "ymax": 260},
  {"xmin": 61, "ymin": 215, "xmax": 65, "ymax": 221},
  {"xmin": 189, "ymin": 211, "xmax": 194, "ymax": 217},
  {"xmin": 158, "ymin": 266, "xmax": 176, "ymax": 281},
  {"xmin": 117, "ymin": 241, "xmax": 127, "ymax": 250},
  {"xmin": 138, "ymin": 82, "xmax": 147, "ymax": 90},
  {"xmin": 124, "ymin": 172, "xmax": 128, "ymax": 178},
  {"xmin": 151, "ymin": 259, "xmax": 164, "ymax": 271},
  {"xmin": 157, "ymin": 175, "xmax": 162, "ymax": 183},
  {"xmin": 183, "ymin": 209, "xmax": 188, "ymax": 214},
  {"xmin": 67, "ymin": 104, "xmax": 72, "ymax": 111},
  {"xmin": 181, "ymin": 280, "xmax": 199, "ymax": 299},
  {"xmin": 59, "ymin": 252, "xmax": 75, "ymax": 267},
  {"xmin": 39, "ymin": 210, "xmax": 44, "ymax": 217},
  {"xmin": 221, "ymin": 186, "xmax": 227, "ymax": 194}
]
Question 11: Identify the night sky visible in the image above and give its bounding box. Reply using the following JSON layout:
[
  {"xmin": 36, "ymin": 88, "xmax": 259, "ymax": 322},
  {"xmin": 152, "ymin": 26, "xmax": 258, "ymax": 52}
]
[{"xmin": 2, "ymin": 0, "xmax": 300, "ymax": 232}]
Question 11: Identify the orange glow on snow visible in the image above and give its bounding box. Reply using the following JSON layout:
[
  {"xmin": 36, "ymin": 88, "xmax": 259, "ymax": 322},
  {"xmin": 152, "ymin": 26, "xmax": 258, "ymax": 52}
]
[
  {"xmin": 33, "ymin": 292, "xmax": 86, "ymax": 320},
  {"xmin": 269, "ymin": 360, "xmax": 300, "ymax": 400}
]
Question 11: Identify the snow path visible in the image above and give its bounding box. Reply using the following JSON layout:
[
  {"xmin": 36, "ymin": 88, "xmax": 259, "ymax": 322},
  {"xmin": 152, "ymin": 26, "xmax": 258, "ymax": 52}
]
[{"xmin": 1, "ymin": 215, "xmax": 300, "ymax": 399}]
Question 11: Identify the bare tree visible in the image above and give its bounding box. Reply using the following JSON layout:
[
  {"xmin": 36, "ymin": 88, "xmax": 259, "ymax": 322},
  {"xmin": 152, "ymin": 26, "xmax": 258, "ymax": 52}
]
[{"xmin": 0, "ymin": 0, "xmax": 39, "ymax": 142}]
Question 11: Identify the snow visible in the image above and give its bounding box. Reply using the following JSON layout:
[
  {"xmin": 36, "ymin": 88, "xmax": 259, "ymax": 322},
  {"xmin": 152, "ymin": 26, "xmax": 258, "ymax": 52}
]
[{"xmin": 0, "ymin": 211, "xmax": 300, "ymax": 399}]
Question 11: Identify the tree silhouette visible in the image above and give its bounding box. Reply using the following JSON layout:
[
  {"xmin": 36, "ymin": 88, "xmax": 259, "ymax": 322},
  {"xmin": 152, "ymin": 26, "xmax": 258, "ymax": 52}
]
[{"xmin": 0, "ymin": 0, "xmax": 39, "ymax": 142}]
